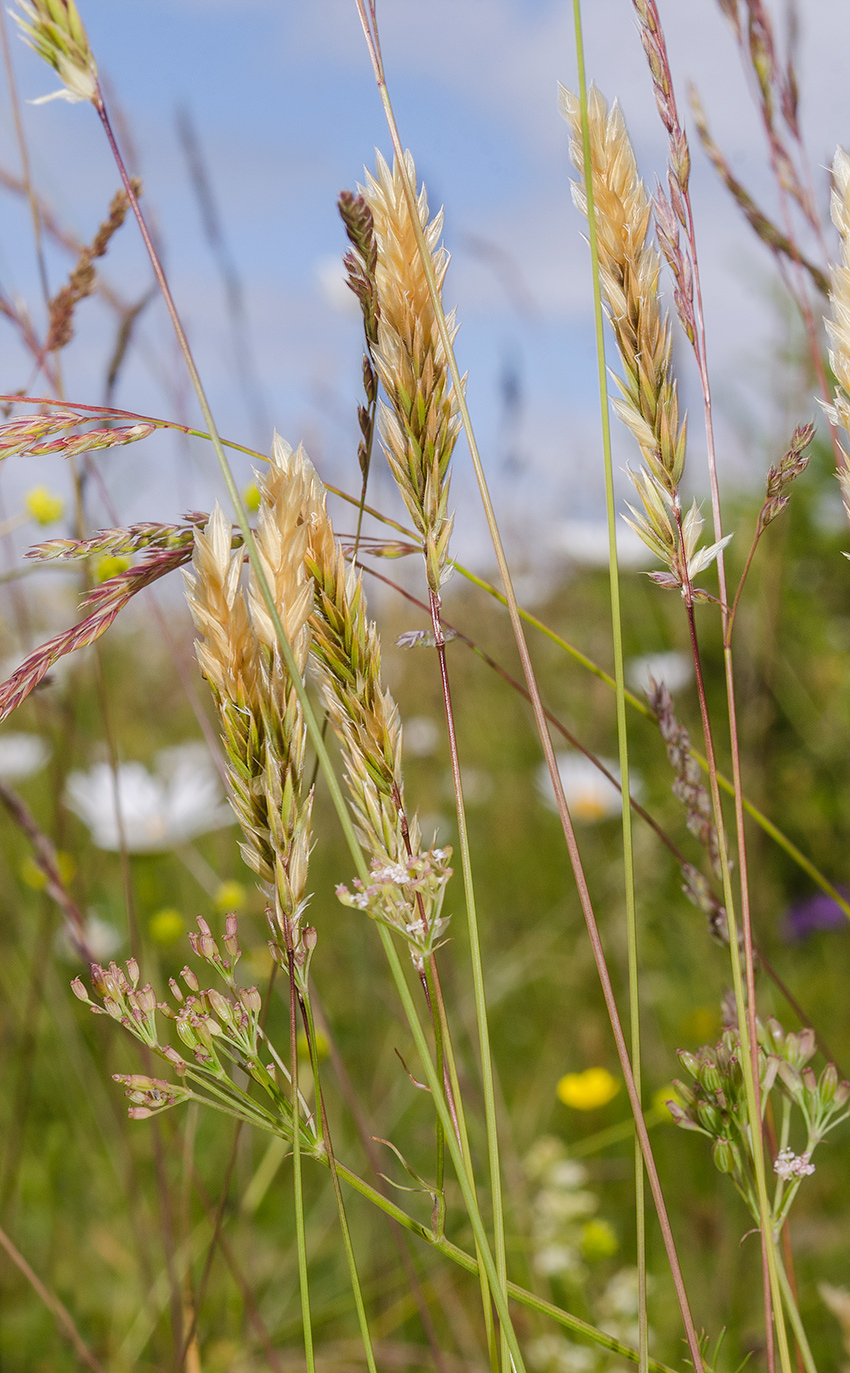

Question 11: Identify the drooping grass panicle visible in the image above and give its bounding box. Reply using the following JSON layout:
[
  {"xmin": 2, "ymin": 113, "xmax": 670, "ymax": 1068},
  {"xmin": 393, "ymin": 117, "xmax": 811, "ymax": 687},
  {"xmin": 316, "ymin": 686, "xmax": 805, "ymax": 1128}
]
[
  {"xmin": 361, "ymin": 151, "xmax": 460, "ymax": 595},
  {"xmin": 824, "ymin": 147, "xmax": 850, "ymax": 528},
  {"xmin": 12, "ymin": 0, "xmax": 97, "ymax": 104},
  {"xmin": 689, "ymin": 89, "xmax": 829, "ymax": 298},
  {"xmin": 755, "ymin": 422, "xmax": 814, "ymax": 538},
  {"xmin": 27, "ymin": 517, "xmax": 205, "ymax": 563},
  {"xmin": 649, "ymin": 681, "xmax": 736, "ymax": 946},
  {"xmin": 338, "ymin": 190, "xmax": 381, "ymax": 552},
  {"xmin": 0, "ymin": 410, "xmax": 156, "ymax": 461},
  {"xmin": 0, "ymin": 540, "xmax": 196, "ymax": 722}
]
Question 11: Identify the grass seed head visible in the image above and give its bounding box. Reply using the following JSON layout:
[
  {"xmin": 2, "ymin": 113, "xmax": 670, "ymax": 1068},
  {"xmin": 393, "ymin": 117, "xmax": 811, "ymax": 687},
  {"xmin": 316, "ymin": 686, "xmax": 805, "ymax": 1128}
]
[
  {"xmin": 362, "ymin": 151, "xmax": 460, "ymax": 593},
  {"xmin": 561, "ymin": 84, "xmax": 687, "ymax": 499},
  {"xmin": 825, "ymin": 147, "xmax": 850, "ymax": 524},
  {"xmin": 184, "ymin": 441, "xmax": 319, "ymax": 943},
  {"xmin": 13, "ymin": 0, "xmax": 98, "ymax": 104}
]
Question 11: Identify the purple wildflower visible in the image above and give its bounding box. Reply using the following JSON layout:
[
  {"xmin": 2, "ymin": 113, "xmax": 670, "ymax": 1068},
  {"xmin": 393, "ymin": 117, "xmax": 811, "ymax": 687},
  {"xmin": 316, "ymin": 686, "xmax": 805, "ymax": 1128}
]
[{"xmin": 783, "ymin": 890, "xmax": 848, "ymax": 942}]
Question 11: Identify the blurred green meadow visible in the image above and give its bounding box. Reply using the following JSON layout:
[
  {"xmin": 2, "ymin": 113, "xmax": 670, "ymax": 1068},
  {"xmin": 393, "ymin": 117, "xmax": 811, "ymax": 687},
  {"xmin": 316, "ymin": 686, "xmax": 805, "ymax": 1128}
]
[{"xmin": 1, "ymin": 418, "xmax": 849, "ymax": 1370}]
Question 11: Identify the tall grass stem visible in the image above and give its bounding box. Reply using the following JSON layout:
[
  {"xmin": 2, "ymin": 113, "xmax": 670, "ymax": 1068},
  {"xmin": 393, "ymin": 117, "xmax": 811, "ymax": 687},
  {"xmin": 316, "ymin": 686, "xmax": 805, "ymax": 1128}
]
[{"xmin": 571, "ymin": 5, "xmax": 647, "ymax": 1364}]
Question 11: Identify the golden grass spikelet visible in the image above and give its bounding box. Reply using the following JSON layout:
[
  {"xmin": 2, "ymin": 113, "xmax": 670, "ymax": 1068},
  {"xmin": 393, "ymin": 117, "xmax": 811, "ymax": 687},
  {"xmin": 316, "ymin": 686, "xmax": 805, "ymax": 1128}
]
[
  {"xmin": 560, "ymin": 84, "xmax": 687, "ymax": 495},
  {"xmin": 183, "ymin": 442, "xmax": 316, "ymax": 934},
  {"xmin": 294, "ymin": 442, "xmax": 420, "ymax": 867},
  {"xmin": 362, "ymin": 151, "xmax": 460, "ymax": 594},
  {"xmin": 249, "ymin": 434, "xmax": 318, "ymax": 669},
  {"xmin": 184, "ymin": 504, "xmax": 258, "ymax": 707},
  {"xmin": 825, "ymin": 147, "xmax": 850, "ymax": 523}
]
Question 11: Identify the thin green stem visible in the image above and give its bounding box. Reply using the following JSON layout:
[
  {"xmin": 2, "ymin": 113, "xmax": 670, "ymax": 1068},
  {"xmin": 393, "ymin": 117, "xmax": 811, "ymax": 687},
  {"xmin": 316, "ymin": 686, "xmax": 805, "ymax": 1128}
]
[
  {"xmin": 682, "ymin": 590, "xmax": 791, "ymax": 1373},
  {"xmin": 90, "ymin": 101, "xmax": 522, "ymax": 1373},
  {"xmin": 776, "ymin": 1254, "xmax": 818, "ymax": 1373},
  {"xmin": 372, "ymin": 922, "xmax": 528, "ymax": 1373},
  {"xmin": 7, "ymin": 389, "xmax": 848, "ymax": 924},
  {"xmin": 450, "ymin": 562, "xmax": 850, "ymax": 924},
  {"xmin": 286, "ymin": 952, "xmax": 315, "ymax": 1373},
  {"xmin": 422, "ymin": 956, "xmax": 498, "ymax": 1371},
  {"xmin": 352, "ymin": 6, "xmax": 702, "ymax": 1360},
  {"xmin": 300, "ymin": 987, "xmax": 376, "ymax": 1373},
  {"xmin": 571, "ymin": 6, "xmax": 646, "ymax": 1365},
  {"xmin": 428, "ymin": 589, "xmax": 506, "ymax": 1372},
  {"xmin": 326, "ymin": 1157, "xmax": 679, "ymax": 1373}
]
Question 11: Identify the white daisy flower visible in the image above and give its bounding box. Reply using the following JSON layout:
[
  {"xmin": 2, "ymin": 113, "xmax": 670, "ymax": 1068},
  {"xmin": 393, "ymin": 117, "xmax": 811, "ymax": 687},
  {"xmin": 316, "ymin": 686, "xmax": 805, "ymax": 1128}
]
[
  {"xmin": 627, "ymin": 650, "xmax": 693, "ymax": 696},
  {"xmin": 551, "ymin": 520, "xmax": 654, "ymax": 570},
  {"xmin": 537, "ymin": 751, "xmax": 639, "ymax": 823},
  {"xmin": 0, "ymin": 731, "xmax": 51, "ymax": 781},
  {"xmin": 65, "ymin": 744, "xmax": 233, "ymax": 852}
]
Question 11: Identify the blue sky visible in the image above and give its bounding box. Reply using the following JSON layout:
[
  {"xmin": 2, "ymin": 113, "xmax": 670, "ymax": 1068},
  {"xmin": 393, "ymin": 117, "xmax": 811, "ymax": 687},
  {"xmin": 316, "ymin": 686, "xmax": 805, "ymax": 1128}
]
[{"xmin": 1, "ymin": 0, "xmax": 849, "ymax": 575}]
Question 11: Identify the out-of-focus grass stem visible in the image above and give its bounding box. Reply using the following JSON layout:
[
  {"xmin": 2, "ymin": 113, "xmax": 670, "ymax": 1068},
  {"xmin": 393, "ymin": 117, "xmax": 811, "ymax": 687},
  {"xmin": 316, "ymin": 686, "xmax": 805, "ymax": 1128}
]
[
  {"xmin": 286, "ymin": 952, "xmax": 315, "ymax": 1373},
  {"xmin": 426, "ymin": 586, "xmax": 503, "ymax": 1373},
  {"xmin": 641, "ymin": 8, "xmax": 794, "ymax": 1352},
  {"xmin": 351, "ymin": 6, "xmax": 703, "ymax": 1363},
  {"xmin": 299, "ymin": 988, "xmax": 377, "ymax": 1373},
  {"xmin": 571, "ymin": 5, "xmax": 646, "ymax": 1365}
]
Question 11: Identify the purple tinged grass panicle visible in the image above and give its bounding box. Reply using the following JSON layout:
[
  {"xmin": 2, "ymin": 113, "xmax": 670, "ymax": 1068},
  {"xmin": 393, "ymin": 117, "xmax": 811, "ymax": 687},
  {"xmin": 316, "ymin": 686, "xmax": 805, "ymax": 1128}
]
[
  {"xmin": 338, "ymin": 190, "xmax": 380, "ymax": 500},
  {"xmin": 651, "ymin": 681, "xmax": 723, "ymax": 878},
  {"xmin": 0, "ymin": 410, "xmax": 156, "ymax": 460},
  {"xmin": 756, "ymin": 423, "xmax": 815, "ymax": 537},
  {"xmin": 560, "ymin": 85, "xmax": 686, "ymax": 496},
  {"xmin": 0, "ymin": 540, "xmax": 196, "ymax": 722},
  {"xmin": 689, "ymin": 90, "xmax": 829, "ymax": 298},
  {"xmin": 27, "ymin": 517, "xmax": 207, "ymax": 563},
  {"xmin": 361, "ymin": 152, "xmax": 460, "ymax": 595},
  {"xmin": 560, "ymin": 86, "xmax": 730, "ymax": 601}
]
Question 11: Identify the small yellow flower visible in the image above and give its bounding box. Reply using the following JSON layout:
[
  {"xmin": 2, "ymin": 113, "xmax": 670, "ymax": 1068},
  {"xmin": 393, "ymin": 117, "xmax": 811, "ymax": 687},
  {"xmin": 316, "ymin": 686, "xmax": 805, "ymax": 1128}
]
[
  {"xmin": 680, "ymin": 1005, "xmax": 720, "ymax": 1043},
  {"xmin": 297, "ymin": 1028, "xmax": 329, "ymax": 1061},
  {"xmin": 557, "ymin": 1067, "xmax": 620, "ymax": 1111},
  {"xmin": 25, "ymin": 485, "xmax": 64, "ymax": 525},
  {"xmin": 20, "ymin": 849, "xmax": 75, "ymax": 889},
  {"xmin": 95, "ymin": 554, "xmax": 130, "ymax": 583},
  {"xmin": 580, "ymin": 1218, "xmax": 618, "ymax": 1260},
  {"xmin": 214, "ymin": 879, "xmax": 247, "ymax": 912},
  {"xmin": 651, "ymin": 1083, "xmax": 684, "ymax": 1122},
  {"xmin": 148, "ymin": 907, "xmax": 184, "ymax": 946},
  {"xmin": 242, "ymin": 481, "xmax": 261, "ymax": 514},
  {"xmin": 244, "ymin": 944, "xmax": 274, "ymax": 980}
]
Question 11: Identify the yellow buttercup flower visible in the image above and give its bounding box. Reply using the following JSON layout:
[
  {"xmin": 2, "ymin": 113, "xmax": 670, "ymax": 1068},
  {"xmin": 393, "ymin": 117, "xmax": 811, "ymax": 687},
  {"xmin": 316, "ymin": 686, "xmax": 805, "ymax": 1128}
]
[
  {"xmin": 148, "ymin": 907, "xmax": 184, "ymax": 946},
  {"xmin": 557, "ymin": 1067, "xmax": 620, "ymax": 1111},
  {"xmin": 580, "ymin": 1218, "xmax": 618, "ymax": 1260},
  {"xmin": 242, "ymin": 481, "xmax": 261, "ymax": 514},
  {"xmin": 25, "ymin": 485, "xmax": 65, "ymax": 525},
  {"xmin": 652, "ymin": 1083, "xmax": 685, "ymax": 1122},
  {"xmin": 95, "ymin": 554, "xmax": 130, "ymax": 583},
  {"xmin": 21, "ymin": 849, "xmax": 75, "ymax": 890},
  {"xmin": 214, "ymin": 879, "xmax": 247, "ymax": 912},
  {"xmin": 297, "ymin": 1028, "xmax": 329, "ymax": 1061}
]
